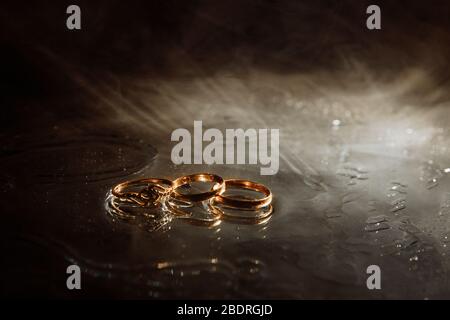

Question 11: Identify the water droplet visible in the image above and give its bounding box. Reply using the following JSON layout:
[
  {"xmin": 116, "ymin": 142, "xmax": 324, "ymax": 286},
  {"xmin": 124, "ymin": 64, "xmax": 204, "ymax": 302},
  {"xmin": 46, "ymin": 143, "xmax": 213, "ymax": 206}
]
[
  {"xmin": 325, "ymin": 210, "xmax": 342, "ymax": 219},
  {"xmin": 392, "ymin": 181, "xmax": 408, "ymax": 188},
  {"xmin": 366, "ymin": 215, "xmax": 388, "ymax": 224},
  {"xmin": 365, "ymin": 222, "xmax": 390, "ymax": 232},
  {"xmin": 421, "ymin": 161, "xmax": 444, "ymax": 189},
  {"xmin": 390, "ymin": 198, "xmax": 406, "ymax": 212}
]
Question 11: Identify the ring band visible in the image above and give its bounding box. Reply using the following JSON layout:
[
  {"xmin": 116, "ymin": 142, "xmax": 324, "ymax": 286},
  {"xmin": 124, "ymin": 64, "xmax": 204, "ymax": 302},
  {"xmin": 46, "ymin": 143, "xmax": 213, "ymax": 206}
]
[
  {"xmin": 108, "ymin": 175, "xmax": 274, "ymax": 228},
  {"xmin": 171, "ymin": 173, "xmax": 225, "ymax": 202},
  {"xmin": 112, "ymin": 178, "xmax": 173, "ymax": 206},
  {"xmin": 213, "ymin": 179, "xmax": 272, "ymax": 210},
  {"xmin": 106, "ymin": 195, "xmax": 137, "ymax": 220}
]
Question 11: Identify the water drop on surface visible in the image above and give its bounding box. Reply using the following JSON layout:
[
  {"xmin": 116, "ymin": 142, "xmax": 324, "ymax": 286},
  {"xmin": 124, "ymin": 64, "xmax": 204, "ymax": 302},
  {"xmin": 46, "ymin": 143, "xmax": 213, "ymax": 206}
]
[
  {"xmin": 332, "ymin": 119, "xmax": 341, "ymax": 127},
  {"xmin": 390, "ymin": 198, "xmax": 406, "ymax": 213},
  {"xmin": 366, "ymin": 215, "xmax": 388, "ymax": 224},
  {"xmin": 365, "ymin": 222, "xmax": 390, "ymax": 232}
]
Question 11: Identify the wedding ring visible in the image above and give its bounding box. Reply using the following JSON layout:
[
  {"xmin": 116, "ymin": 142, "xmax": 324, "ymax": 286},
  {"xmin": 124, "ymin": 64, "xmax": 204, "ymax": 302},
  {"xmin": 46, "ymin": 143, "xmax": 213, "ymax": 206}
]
[
  {"xmin": 107, "ymin": 174, "xmax": 274, "ymax": 230},
  {"xmin": 213, "ymin": 179, "xmax": 272, "ymax": 210},
  {"xmin": 105, "ymin": 193, "xmax": 172, "ymax": 232},
  {"xmin": 171, "ymin": 173, "xmax": 225, "ymax": 202},
  {"xmin": 112, "ymin": 178, "xmax": 173, "ymax": 206},
  {"xmin": 106, "ymin": 194, "xmax": 137, "ymax": 220}
]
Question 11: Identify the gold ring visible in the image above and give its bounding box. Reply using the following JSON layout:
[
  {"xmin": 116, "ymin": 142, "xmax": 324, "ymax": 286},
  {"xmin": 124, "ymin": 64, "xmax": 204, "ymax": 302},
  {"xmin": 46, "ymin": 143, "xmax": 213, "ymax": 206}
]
[
  {"xmin": 213, "ymin": 179, "xmax": 272, "ymax": 210},
  {"xmin": 106, "ymin": 193, "xmax": 172, "ymax": 232},
  {"xmin": 112, "ymin": 178, "xmax": 173, "ymax": 206},
  {"xmin": 106, "ymin": 195, "xmax": 137, "ymax": 220},
  {"xmin": 171, "ymin": 173, "xmax": 225, "ymax": 202}
]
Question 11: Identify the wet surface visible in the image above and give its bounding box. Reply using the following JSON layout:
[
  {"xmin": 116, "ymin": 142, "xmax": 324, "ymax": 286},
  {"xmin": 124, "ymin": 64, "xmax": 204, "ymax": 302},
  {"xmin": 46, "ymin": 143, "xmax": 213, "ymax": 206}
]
[{"xmin": 1, "ymin": 0, "xmax": 450, "ymax": 298}]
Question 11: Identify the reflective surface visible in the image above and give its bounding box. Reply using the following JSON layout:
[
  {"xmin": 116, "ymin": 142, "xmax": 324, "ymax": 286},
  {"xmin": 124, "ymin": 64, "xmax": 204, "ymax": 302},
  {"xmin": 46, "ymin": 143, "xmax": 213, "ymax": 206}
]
[{"xmin": 1, "ymin": 0, "xmax": 450, "ymax": 298}]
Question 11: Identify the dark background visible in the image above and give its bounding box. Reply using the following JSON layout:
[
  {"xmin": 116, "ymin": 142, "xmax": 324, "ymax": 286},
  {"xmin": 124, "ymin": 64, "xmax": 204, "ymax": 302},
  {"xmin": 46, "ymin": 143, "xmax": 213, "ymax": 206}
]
[{"xmin": 1, "ymin": 0, "xmax": 450, "ymax": 299}]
